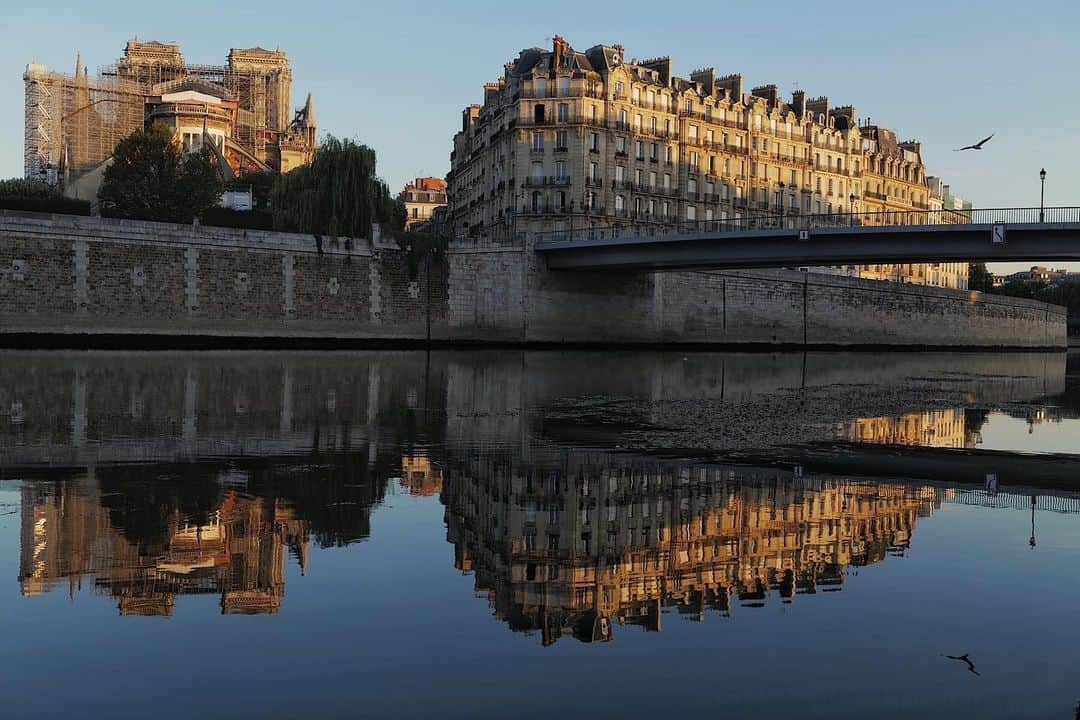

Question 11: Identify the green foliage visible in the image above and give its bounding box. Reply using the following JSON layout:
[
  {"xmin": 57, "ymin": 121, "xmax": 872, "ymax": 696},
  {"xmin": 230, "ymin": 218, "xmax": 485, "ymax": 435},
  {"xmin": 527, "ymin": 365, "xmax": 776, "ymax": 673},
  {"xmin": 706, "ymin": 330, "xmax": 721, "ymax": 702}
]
[
  {"xmin": 397, "ymin": 229, "xmax": 449, "ymax": 279},
  {"xmin": 98, "ymin": 123, "xmax": 223, "ymax": 223},
  {"xmin": 968, "ymin": 262, "xmax": 994, "ymax": 293},
  {"xmin": 0, "ymin": 177, "xmax": 91, "ymax": 215},
  {"xmin": 271, "ymin": 135, "xmax": 399, "ymax": 239},
  {"xmin": 200, "ymin": 206, "xmax": 275, "ymax": 231}
]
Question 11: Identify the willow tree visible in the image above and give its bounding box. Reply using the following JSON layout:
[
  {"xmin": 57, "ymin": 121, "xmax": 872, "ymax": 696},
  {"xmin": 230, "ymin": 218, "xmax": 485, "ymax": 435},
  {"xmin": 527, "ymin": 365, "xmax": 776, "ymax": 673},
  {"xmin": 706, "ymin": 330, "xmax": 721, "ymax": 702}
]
[{"xmin": 272, "ymin": 136, "xmax": 401, "ymax": 239}]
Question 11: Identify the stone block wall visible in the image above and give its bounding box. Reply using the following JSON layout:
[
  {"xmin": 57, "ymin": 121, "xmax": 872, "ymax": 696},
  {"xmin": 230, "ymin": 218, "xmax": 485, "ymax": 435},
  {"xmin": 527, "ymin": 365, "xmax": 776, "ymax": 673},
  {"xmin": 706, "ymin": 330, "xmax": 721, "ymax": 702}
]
[
  {"xmin": 0, "ymin": 211, "xmax": 1067, "ymax": 348},
  {"xmin": 0, "ymin": 212, "xmax": 445, "ymax": 341},
  {"xmin": 446, "ymin": 236, "xmax": 1066, "ymax": 348}
]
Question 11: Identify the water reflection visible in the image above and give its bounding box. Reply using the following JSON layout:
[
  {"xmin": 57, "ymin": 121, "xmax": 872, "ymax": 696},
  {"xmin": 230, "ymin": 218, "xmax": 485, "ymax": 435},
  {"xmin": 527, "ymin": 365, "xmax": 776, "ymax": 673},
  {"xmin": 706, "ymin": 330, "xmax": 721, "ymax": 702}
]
[
  {"xmin": 442, "ymin": 455, "xmax": 940, "ymax": 645},
  {"xmin": 17, "ymin": 454, "xmax": 385, "ymax": 614}
]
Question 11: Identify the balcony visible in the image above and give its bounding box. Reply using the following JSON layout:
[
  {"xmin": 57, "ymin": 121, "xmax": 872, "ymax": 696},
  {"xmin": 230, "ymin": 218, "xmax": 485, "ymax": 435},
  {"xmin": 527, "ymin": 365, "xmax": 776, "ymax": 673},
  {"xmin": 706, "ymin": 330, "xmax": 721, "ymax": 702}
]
[{"xmin": 523, "ymin": 176, "xmax": 572, "ymax": 188}]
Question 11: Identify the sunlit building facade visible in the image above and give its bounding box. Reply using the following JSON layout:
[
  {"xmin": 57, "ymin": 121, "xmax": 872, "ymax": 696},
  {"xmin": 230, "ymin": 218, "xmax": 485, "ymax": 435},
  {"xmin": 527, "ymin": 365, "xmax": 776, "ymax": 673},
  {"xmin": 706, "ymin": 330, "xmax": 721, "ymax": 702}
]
[{"xmin": 448, "ymin": 35, "xmax": 968, "ymax": 289}]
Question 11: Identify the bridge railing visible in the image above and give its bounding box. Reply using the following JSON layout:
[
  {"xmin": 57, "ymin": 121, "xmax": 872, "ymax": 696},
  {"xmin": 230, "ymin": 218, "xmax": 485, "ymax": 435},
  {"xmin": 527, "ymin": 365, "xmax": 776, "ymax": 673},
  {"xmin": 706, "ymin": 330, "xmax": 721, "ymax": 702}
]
[{"xmin": 533, "ymin": 206, "xmax": 1080, "ymax": 244}]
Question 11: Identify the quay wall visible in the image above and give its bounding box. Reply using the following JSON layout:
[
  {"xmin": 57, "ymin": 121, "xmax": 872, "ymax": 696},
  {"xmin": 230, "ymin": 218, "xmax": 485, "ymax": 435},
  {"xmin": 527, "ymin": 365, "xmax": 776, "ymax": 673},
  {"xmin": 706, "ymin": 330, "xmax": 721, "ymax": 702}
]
[
  {"xmin": 0, "ymin": 212, "xmax": 1066, "ymax": 348},
  {"xmin": 449, "ymin": 238, "xmax": 1067, "ymax": 348}
]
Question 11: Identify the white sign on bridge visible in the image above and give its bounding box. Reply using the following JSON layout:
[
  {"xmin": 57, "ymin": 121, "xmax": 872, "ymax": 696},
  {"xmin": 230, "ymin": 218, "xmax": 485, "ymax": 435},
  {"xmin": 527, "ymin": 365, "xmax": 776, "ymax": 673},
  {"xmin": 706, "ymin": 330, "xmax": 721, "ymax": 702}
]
[{"xmin": 991, "ymin": 223, "xmax": 1007, "ymax": 245}]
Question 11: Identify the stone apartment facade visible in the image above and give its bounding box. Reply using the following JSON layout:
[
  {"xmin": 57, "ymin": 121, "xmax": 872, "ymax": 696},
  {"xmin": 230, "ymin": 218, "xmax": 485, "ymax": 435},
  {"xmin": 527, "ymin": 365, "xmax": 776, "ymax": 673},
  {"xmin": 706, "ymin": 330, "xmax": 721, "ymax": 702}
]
[
  {"xmin": 399, "ymin": 176, "xmax": 448, "ymax": 229},
  {"xmin": 448, "ymin": 36, "xmax": 968, "ymax": 290}
]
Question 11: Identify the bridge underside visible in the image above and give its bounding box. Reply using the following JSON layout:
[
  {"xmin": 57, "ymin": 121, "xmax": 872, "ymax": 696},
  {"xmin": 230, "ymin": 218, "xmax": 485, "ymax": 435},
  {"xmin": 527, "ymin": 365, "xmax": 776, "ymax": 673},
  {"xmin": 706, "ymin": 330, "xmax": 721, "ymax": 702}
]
[{"xmin": 536, "ymin": 222, "xmax": 1080, "ymax": 271}]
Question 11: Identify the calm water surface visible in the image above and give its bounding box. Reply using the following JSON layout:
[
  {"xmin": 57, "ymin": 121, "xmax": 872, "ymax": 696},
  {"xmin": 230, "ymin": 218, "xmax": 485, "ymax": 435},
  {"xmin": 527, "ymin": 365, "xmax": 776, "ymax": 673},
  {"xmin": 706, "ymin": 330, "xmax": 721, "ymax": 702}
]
[{"xmin": 0, "ymin": 350, "xmax": 1078, "ymax": 719}]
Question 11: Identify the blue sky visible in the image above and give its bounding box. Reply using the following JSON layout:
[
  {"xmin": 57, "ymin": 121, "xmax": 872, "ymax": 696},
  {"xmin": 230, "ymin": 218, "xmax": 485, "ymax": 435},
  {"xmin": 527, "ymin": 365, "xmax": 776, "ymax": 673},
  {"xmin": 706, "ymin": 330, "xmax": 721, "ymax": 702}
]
[{"xmin": 4, "ymin": 0, "xmax": 1078, "ymax": 271}]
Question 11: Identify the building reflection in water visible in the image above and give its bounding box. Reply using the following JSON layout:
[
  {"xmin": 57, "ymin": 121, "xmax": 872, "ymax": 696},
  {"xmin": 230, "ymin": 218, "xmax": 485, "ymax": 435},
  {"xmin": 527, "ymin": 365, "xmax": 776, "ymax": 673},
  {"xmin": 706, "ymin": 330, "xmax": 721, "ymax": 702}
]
[
  {"xmin": 17, "ymin": 453, "xmax": 386, "ymax": 615},
  {"xmin": 20, "ymin": 480, "xmax": 308, "ymax": 615},
  {"xmin": 441, "ymin": 454, "xmax": 942, "ymax": 646},
  {"xmin": 839, "ymin": 408, "xmax": 973, "ymax": 448}
]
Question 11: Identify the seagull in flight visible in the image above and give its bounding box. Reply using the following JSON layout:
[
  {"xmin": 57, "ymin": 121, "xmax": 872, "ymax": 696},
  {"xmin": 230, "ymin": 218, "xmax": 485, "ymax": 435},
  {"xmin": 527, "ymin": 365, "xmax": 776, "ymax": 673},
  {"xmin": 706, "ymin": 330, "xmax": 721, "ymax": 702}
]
[
  {"xmin": 943, "ymin": 653, "xmax": 981, "ymax": 676},
  {"xmin": 954, "ymin": 134, "xmax": 994, "ymax": 151}
]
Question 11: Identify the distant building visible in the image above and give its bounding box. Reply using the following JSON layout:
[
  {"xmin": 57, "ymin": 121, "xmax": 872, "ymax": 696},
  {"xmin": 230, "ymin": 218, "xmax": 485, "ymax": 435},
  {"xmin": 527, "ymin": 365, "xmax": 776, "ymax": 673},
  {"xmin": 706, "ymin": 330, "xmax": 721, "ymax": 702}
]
[
  {"xmin": 399, "ymin": 177, "xmax": 448, "ymax": 229},
  {"xmin": 449, "ymin": 35, "xmax": 969, "ymax": 289},
  {"xmin": 1005, "ymin": 266, "xmax": 1068, "ymax": 284},
  {"xmin": 24, "ymin": 40, "xmax": 318, "ymax": 196}
]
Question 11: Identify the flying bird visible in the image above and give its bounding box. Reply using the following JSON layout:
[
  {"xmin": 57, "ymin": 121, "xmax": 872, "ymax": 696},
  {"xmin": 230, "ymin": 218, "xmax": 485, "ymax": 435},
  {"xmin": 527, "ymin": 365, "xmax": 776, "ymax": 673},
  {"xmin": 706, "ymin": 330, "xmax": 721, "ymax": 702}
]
[
  {"xmin": 954, "ymin": 134, "xmax": 994, "ymax": 151},
  {"xmin": 943, "ymin": 653, "xmax": 981, "ymax": 676}
]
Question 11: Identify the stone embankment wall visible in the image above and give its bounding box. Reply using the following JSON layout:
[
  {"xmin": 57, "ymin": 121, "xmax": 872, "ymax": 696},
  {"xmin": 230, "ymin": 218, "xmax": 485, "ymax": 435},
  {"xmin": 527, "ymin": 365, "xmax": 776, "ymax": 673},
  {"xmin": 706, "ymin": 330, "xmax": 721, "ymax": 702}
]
[
  {"xmin": 0, "ymin": 211, "xmax": 1066, "ymax": 347},
  {"xmin": 0, "ymin": 211, "xmax": 446, "ymax": 341},
  {"xmin": 449, "ymin": 237, "xmax": 1067, "ymax": 348}
]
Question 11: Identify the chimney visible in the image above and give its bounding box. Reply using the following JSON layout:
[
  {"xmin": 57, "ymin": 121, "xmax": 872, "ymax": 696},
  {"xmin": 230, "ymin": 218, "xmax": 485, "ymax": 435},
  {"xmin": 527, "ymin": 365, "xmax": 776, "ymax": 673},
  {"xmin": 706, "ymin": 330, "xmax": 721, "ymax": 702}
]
[
  {"xmin": 792, "ymin": 90, "xmax": 807, "ymax": 119},
  {"xmin": 751, "ymin": 84, "xmax": 779, "ymax": 109},
  {"xmin": 552, "ymin": 34, "xmax": 568, "ymax": 72}
]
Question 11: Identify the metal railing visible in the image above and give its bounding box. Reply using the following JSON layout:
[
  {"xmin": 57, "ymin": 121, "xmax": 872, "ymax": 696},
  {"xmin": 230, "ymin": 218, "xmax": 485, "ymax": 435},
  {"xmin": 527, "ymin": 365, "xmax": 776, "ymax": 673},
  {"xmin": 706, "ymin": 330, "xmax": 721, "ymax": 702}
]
[{"xmin": 533, "ymin": 207, "xmax": 1080, "ymax": 244}]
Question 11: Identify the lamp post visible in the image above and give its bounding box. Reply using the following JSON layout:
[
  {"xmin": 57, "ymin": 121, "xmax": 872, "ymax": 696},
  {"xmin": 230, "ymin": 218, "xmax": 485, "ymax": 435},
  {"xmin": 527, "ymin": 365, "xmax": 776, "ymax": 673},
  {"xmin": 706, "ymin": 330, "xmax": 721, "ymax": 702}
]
[
  {"xmin": 849, "ymin": 193, "xmax": 856, "ymax": 227},
  {"xmin": 778, "ymin": 182, "xmax": 786, "ymax": 229},
  {"xmin": 1039, "ymin": 168, "xmax": 1046, "ymax": 223}
]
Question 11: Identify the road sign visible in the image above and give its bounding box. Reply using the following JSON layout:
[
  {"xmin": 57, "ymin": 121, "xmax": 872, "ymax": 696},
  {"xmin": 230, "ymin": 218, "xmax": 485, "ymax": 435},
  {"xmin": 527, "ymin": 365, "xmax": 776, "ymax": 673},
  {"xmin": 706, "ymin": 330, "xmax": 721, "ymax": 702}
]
[
  {"xmin": 798, "ymin": 229, "xmax": 810, "ymax": 241},
  {"xmin": 991, "ymin": 223, "xmax": 1006, "ymax": 245}
]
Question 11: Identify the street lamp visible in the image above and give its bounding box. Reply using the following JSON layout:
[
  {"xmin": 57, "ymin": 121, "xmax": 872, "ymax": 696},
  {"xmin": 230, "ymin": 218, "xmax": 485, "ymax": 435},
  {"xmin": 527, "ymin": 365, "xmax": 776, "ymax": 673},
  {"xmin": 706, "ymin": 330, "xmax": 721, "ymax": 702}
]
[
  {"xmin": 849, "ymin": 193, "xmax": 856, "ymax": 226},
  {"xmin": 778, "ymin": 182, "xmax": 786, "ymax": 228},
  {"xmin": 1039, "ymin": 168, "xmax": 1046, "ymax": 223}
]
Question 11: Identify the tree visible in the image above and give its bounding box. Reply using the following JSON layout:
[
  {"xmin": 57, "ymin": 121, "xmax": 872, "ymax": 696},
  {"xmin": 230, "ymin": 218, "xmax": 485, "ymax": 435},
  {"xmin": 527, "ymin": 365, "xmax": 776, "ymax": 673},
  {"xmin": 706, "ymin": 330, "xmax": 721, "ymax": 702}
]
[
  {"xmin": 98, "ymin": 123, "xmax": 223, "ymax": 223},
  {"xmin": 271, "ymin": 135, "xmax": 400, "ymax": 239},
  {"xmin": 968, "ymin": 262, "xmax": 995, "ymax": 293}
]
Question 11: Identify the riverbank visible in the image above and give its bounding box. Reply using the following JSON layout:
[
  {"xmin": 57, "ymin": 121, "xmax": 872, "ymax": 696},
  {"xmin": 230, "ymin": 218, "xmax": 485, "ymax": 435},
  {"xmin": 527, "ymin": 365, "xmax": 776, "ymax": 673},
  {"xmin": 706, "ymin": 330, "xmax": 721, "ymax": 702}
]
[{"xmin": 0, "ymin": 210, "xmax": 1066, "ymax": 348}]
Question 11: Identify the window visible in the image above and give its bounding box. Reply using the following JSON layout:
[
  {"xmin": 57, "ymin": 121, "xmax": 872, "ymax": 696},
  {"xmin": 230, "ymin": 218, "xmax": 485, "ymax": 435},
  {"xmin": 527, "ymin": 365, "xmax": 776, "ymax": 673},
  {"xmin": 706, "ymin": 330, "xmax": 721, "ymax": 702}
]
[
  {"xmin": 556, "ymin": 130, "xmax": 568, "ymax": 150},
  {"xmin": 555, "ymin": 161, "xmax": 567, "ymax": 180},
  {"xmin": 532, "ymin": 132, "xmax": 544, "ymax": 151},
  {"xmin": 531, "ymin": 162, "xmax": 543, "ymax": 180},
  {"xmin": 634, "ymin": 196, "xmax": 643, "ymax": 215},
  {"xmin": 790, "ymin": 170, "xmax": 797, "ymax": 185},
  {"xmin": 706, "ymin": 208, "xmax": 714, "ymax": 221},
  {"xmin": 665, "ymin": 145, "xmax": 674, "ymax": 163},
  {"xmin": 557, "ymin": 103, "xmax": 569, "ymax": 122},
  {"xmin": 586, "ymin": 191, "xmax": 596, "ymax": 209},
  {"xmin": 647, "ymin": 90, "xmax": 655, "ymax": 107},
  {"xmin": 557, "ymin": 191, "xmax": 566, "ymax": 209},
  {"xmin": 686, "ymin": 205, "xmax": 696, "ymax": 220},
  {"xmin": 616, "ymin": 136, "xmax": 627, "ymax": 153},
  {"xmin": 635, "ymin": 169, "xmax": 644, "ymax": 185},
  {"xmin": 708, "ymin": 156, "xmax": 716, "ymax": 174},
  {"xmin": 589, "ymin": 104, "xmax": 597, "ymax": 121},
  {"xmin": 618, "ymin": 109, "xmax": 628, "ymax": 127},
  {"xmin": 558, "ymin": 76, "xmax": 570, "ymax": 96},
  {"xmin": 663, "ymin": 200, "xmax": 671, "ymax": 218},
  {"xmin": 650, "ymin": 143, "xmax": 658, "ymax": 161},
  {"xmin": 706, "ymin": 129, "xmax": 714, "ymax": 143},
  {"xmin": 535, "ymin": 78, "xmax": 547, "ymax": 96},
  {"xmin": 590, "ymin": 162, "xmax": 599, "ymax": 180},
  {"xmin": 589, "ymin": 132, "xmax": 599, "ymax": 151},
  {"xmin": 614, "ymin": 81, "xmax": 624, "ymax": 95},
  {"xmin": 688, "ymin": 178, "xmax": 698, "ymax": 194},
  {"xmin": 615, "ymin": 194, "xmax": 625, "ymax": 211},
  {"xmin": 635, "ymin": 140, "xmax": 645, "ymax": 160},
  {"xmin": 664, "ymin": 173, "xmax": 672, "ymax": 189},
  {"xmin": 650, "ymin": 116, "xmax": 658, "ymax": 133},
  {"xmin": 634, "ymin": 113, "xmax": 642, "ymax": 131},
  {"xmin": 685, "ymin": 99, "xmax": 693, "ymax": 113},
  {"xmin": 649, "ymin": 199, "xmax": 656, "ymax": 216},
  {"xmin": 723, "ymin": 158, "xmax": 730, "ymax": 175},
  {"xmin": 615, "ymin": 165, "xmax": 626, "ymax": 182},
  {"xmin": 689, "ymin": 125, "xmax": 699, "ymax": 140},
  {"xmin": 531, "ymin": 191, "xmax": 541, "ymax": 211}
]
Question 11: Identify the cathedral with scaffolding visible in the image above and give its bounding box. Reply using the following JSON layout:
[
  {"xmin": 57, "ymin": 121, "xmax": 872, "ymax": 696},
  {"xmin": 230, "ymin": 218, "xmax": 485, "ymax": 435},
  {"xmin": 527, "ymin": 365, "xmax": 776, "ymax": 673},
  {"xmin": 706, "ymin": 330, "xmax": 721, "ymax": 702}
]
[{"xmin": 23, "ymin": 39, "xmax": 317, "ymax": 193}]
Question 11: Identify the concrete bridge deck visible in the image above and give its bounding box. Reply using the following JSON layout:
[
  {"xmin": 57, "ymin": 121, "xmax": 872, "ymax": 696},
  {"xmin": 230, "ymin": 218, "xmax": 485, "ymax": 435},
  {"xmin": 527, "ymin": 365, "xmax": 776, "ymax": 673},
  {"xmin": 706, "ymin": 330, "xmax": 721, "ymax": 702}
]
[{"xmin": 536, "ymin": 207, "xmax": 1080, "ymax": 271}]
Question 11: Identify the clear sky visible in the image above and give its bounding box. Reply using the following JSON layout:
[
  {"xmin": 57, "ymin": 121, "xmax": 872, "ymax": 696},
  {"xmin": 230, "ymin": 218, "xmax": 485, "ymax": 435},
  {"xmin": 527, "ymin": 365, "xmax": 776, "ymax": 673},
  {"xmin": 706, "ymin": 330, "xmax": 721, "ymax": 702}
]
[{"xmin": 4, "ymin": 0, "xmax": 1078, "ymax": 272}]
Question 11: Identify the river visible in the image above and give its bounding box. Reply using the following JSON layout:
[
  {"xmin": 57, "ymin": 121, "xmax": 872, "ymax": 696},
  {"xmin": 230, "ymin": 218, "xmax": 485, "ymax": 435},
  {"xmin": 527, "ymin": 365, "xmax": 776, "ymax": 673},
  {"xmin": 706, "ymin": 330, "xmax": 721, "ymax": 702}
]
[{"xmin": 0, "ymin": 350, "xmax": 1078, "ymax": 719}]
